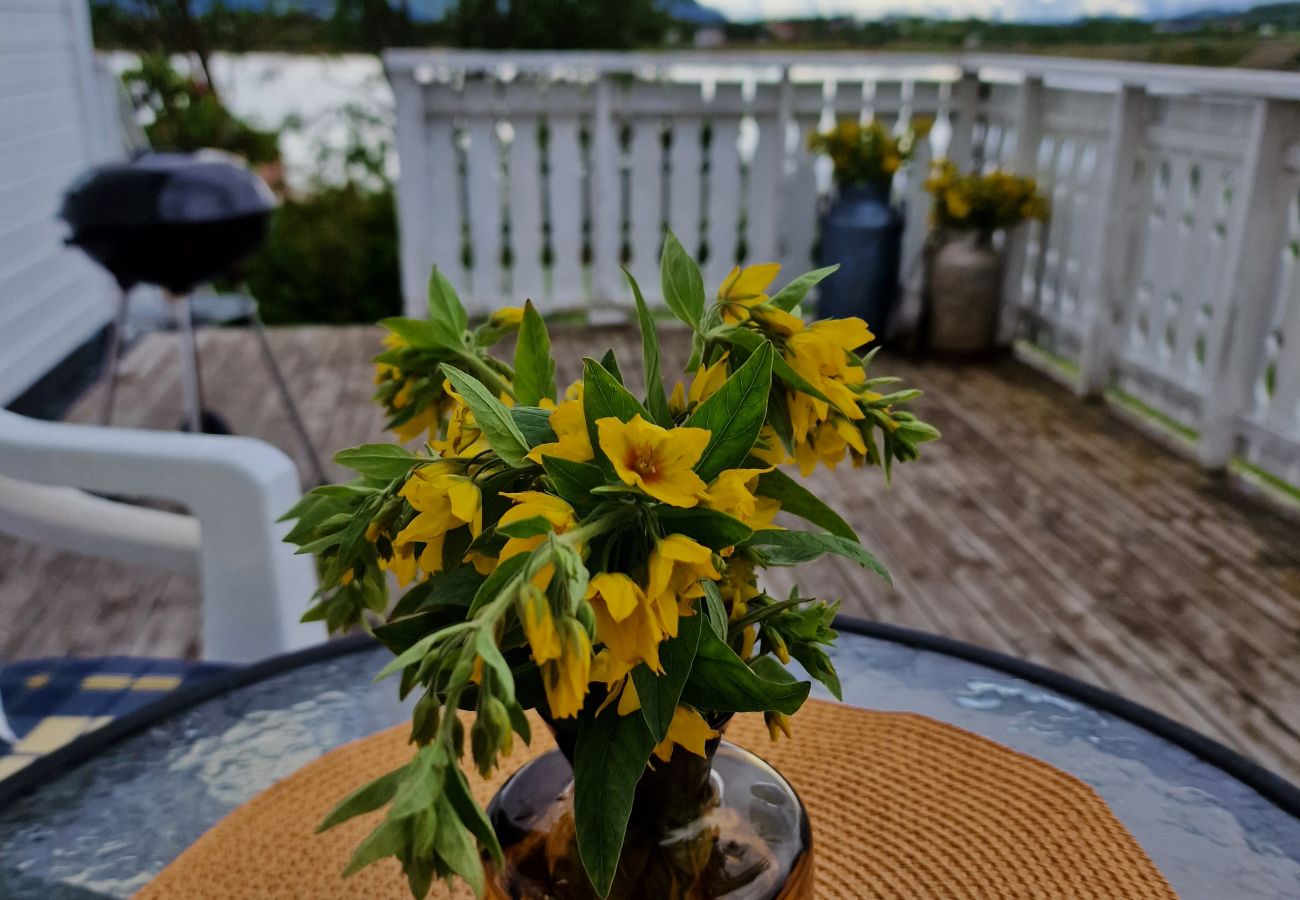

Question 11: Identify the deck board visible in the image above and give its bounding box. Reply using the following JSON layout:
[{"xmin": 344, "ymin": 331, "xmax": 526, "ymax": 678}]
[{"xmin": 2, "ymin": 322, "xmax": 1298, "ymax": 779}]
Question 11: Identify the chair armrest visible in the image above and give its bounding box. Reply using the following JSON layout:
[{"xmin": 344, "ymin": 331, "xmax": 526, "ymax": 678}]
[{"xmin": 0, "ymin": 409, "xmax": 322, "ymax": 661}]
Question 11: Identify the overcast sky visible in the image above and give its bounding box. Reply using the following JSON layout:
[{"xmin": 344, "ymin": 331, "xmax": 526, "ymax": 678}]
[{"xmin": 706, "ymin": 0, "xmax": 1258, "ymax": 21}]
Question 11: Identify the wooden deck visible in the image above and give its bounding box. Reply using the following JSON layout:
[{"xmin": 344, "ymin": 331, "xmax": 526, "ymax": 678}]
[{"xmin": 2, "ymin": 323, "xmax": 1298, "ymax": 780}]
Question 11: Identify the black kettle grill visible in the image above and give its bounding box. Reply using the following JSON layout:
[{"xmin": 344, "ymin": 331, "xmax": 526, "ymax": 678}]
[
  {"xmin": 59, "ymin": 152, "xmax": 325, "ymax": 484},
  {"xmin": 61, "ymin": 151, "xmax": 275, "ymax": 293}
]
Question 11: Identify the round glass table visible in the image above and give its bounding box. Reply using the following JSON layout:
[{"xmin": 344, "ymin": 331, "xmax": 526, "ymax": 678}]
[{"xmin": 1, "ymin": 619, "xmax": 1297, "ymax": 899}]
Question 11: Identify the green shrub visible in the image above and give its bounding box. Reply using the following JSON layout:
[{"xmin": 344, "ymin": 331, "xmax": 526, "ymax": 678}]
[
  {"xmin": 240, "ymin": 183, "xmax": 401, "ymax": 325},
  {"xmin": 122, "ymin": 54, "xmax": 280, "ymax": 165}
]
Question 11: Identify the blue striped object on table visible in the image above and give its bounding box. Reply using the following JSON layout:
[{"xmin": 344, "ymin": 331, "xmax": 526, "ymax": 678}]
[{"xmin": 0, "ymin": 657, "xmax": 231, "ymax": 780}]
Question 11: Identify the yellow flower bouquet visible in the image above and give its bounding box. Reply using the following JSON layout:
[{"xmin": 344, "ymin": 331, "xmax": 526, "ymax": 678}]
[
  {"xmin": 807, "ymin": 117, "xmax": 930, "ymax": 186},
  {"xmin": 924, "ymin": 160, "xmax": 1049, "ymax": 233},
  {"xmin": 283, "ymin": 235, "xmax": 938, "ymax": 898}
]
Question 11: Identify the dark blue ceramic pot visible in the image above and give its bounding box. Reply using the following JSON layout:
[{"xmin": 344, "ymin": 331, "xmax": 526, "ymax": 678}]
[{"xmin": 816, "ymin": 181, "xmax": 904, "ymax": 337}]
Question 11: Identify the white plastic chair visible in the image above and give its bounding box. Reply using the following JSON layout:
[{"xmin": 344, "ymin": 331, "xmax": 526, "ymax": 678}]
[{"xmin": 0, "ymin": 408, "xmax": 321, "ymax": 664}]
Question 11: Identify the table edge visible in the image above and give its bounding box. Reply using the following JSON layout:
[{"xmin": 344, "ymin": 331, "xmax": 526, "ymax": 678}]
[
  {"xmin": 836, "ymin": 616, "xmax": 1300, "ymax": 819},
  {"xmin": 2, "ymin": 619, "xmax": 1296, "ymax": 821}
]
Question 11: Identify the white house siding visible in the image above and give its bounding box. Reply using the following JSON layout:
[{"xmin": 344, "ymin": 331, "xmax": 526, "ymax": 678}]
[{"xmin": 0, "ymin": 0, "xmax": 118, "ymax": 404}]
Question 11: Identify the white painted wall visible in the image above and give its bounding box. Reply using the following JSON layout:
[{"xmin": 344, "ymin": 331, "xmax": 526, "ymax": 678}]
[{"xmin": 0, "ymin": 0, "xmax": 120, "ymax": 405}]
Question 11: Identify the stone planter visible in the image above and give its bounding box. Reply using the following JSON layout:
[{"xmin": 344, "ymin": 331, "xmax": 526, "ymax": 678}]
[{"xmin": 925, "ymin": 230, "xmax": 1003, "ymax": 355}]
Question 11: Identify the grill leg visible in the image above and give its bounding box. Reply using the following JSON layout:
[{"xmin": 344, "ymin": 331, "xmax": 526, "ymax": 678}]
[
  {"xmin": 171, "ymin": 293, "xmax": 204, "ymax": 434},
  {"xmin": 100, "ymin": 287, "xmax": 131, "ymax": 426},
  {"xmin": 250, "ymin": 309, "xmax": 328, "ymax": 486}
]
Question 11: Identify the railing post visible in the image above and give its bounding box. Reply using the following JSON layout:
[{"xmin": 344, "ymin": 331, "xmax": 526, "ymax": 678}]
[
  {"xmin": 390, "ymin": 68, "xmax": 435, "ymax": 318},
  {"xmin": 1076, "ymin": 84, "xmax": 1146, "ymax": 398},
  {"xmin": 998, "ymin": 75, "xmax": 1044, "ymax": 345},
  {"xmin": 1197, "ymin": 99, "xmax": 1298, "ymax": 469},
  {"xmin": 946, "ymin": 68, "xmax": 981, "ymax": 170},
  {"xmin": 590, "ymin": 76, "xmax": 622, "ymax": 305}
]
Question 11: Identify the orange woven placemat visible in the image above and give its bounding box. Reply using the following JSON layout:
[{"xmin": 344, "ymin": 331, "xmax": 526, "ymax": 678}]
[{"xmin": 136, "ymin": 699, "xmax": 1177, "ymax": 899}]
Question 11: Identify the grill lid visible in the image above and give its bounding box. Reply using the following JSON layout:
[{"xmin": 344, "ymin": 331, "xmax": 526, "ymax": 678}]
[{"xmin": 59, "ymin": 151, "xmax": 277, "ymax": 292}]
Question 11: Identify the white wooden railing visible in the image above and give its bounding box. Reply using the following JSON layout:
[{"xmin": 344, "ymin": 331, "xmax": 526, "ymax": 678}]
[{"xmin": 385, "ymin": 50, "xmax": 1300, "ymax": 487}]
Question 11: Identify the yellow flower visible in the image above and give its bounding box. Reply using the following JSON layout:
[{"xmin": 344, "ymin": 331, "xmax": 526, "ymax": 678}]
[
  {"xmin": 498, "ymin": 491, "xmax": 578, "ymax": 588},
  {"xmin": 752, "ymin": 424, "xmax": 790, "ymax": 467},
  {"xmin": 784, "ymin": 318, "xmax": 873, "ymax": 430},
  {"xmin": 543, "ymin": 619, "xmax": 592, "ymax": 719},
  {"xmin": 652, "ymin": 705, "xmax": 719, "ymax": 762},
  {"xmin": 792, "ymin": 416, "xmax": 867, "ymax": 475},
  {"xmin": 719, "ymin": 557, "xmax": 760, "ymax": 620},
  {"xmin": 765, "ymin": 710, "xmax": 793, "ymax": 742},
  {"xmin": 944, "ymin": 188, "xmax": 971, "ymax": 220},
  {"xmin": 394, "ymin": 462, "xmax": 482, "ymax": 574},
  {"xmin": 688, "ymin": 354, "xmax": 729, "ymax": 407},
  {"xmin": 380, "ymin": 543, "xmax": 419, "ymax": 587},
  {"xmin": 520, "ymin": 584, "xmax": 561, "ymax": 663},
  {"xmin": 719, "ymin": 263, "xmax": 781, "ymax": 325},
  {"xmin": 432, "ymin": 382, "xmax": 491, "ymax": 458},
  {"xmin": 392, "ymin": 403, "xmax": 441, "ymax": 444},
  {"xmin": 748, "ymin": 304, "xmax": 805, "ymax": 337},
  {"xmin": 586, "ymin": 573, "xmax": 666, "ymax": 674},
  {"xmin": 596, "ymin": 415, "xmax": 711, "ymax": 508},
  {"xmin": 528, "ymin": 385, "xmax": 593, "ymax": 464},
  {"xmin": 718, "ymin": 263, "xmax": 780, "ymax": 303},
  {"xmin": 646, "ymin": 534, "xmax": 721, "ymax": 637},
  {"xmin": 668, "ymin": 380, "xmax": 687, "ymax": 416},
  {"xmin": 488, "ymin": 305, "xmax": 525, "ymax": 328},
  {"xmin": 703, "ymin": 467, "xmax": 779, "ymax": 531}
]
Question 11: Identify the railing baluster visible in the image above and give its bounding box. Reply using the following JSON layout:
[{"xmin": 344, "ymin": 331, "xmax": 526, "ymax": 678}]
[
  {"xmin": 547, "ymin": 83, "xmax": 586, "ymax": 309},
  {"xmin": 589, "ymin": 77, "xmax": 621, "ymax": 309},
  {"xmin": 1077, "ymin": 85, "xmax": 1146, "ymax": 397},
  {"xmin": 1198, "ymin": 99, "xmax": 1300, "ymax": 468},
  {"xmin": 1000, "ymin": 75, "xmax": 1044, "ymax": 343},
  {"xmin": 704, "ymin": 83, "xmax": 744, "ymax": 293}
]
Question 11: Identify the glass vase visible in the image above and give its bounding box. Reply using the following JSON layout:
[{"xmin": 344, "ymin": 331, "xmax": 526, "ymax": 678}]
[{"xmin": 484, "ymin": 724, "xmax": 813, "ymax": 899}]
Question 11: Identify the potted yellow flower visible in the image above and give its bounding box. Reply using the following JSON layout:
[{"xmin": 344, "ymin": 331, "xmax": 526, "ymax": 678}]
[
  {"xmin": 284, "ymin": 235, "xmax": 938, "ymax": 899},
  {"xmin": 922, "ymin": 161, "xmax": 1049, "ymax": 354},
  {"xmin": 807, "ymin": 117, "xmax": 929, "ymax": 336}
]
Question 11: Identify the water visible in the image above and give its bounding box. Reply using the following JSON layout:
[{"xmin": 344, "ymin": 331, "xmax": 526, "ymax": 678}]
[{"xmin": 101, "ymin": 51, "xmax": 395, "ymax": 191}]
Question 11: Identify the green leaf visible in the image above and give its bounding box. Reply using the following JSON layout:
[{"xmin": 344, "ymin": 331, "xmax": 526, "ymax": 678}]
[
  {"xmin": 343, "ymin": 817, "xmax": 409, "ymax": 877},
  {"xmin": 444, "ymin": 762, "xmax": 503, "ymax": 866},
  {"xmin": 769, "ymin": 265, "xmax": 839, "ymax": 312},
  {"xmin": 789, "ymin": 641, "xmax": 842, "ymax": 701},
  {"xmin": 513, "ymin": 300, "xmax": 557, "ymax": 406},
  {"xmin": 686, "ymin": 342, "xmax": 773, "ymax": 482},
  {"xmin": 626, "ymin": 268, "xmax": 672, "ymax": 426},
  {"xmin": 742, "ymin": 530, "xmax": 890, "ymax": 584},
  {"xmin": 718, "ymin": 326, "xmax": 831, "ymax": 404},
  {"xmin": 660, "ymin": 230, "xmax": 706, "ymax": 330},
  {"xmin": 432, "ymin": 795, "xmax": 486, "ymax": 896},
  {"xmin": 317, "ymin": 763, "xmax": 409, "ymax": 832},
  {"xmin": 679, "ymin": 625, "xmax": 809, "ymax": 714},
  {"xmin": 428, "ymin": 267, "xmax": 469, "ymax": 337},
  {"xmin": 467, "ymin": 548, "xmax": 533, "ymax": 615},
  {"xmin": 699, "ymin": 580, "xmax": 729, "ymax": 639},
  {"xmin": 380, "ymin": 316, "xmax": 460, "ymax": 351},
  {"xmin": 754, "ymin": 467, "xmax": 858, "ymax": 541},
  {"xmin": 574, "ymin": 708, "xmax": 657, "ymax": 897},
  {"xmin": 631, "ymin": 613, "xmax": 702, "ymax": 743},
  {"xmin": 599, "ymin": 349, "xmax": 624, "ymax": 384},
  {"xmin": 333, "ymin": 444, "xmax": 421, "ymax": 481},
  {"xmin": 441, "ymin": 366, "xmax": 531, "ymax": 468},
  {"xmin": 375, "ymin": 631, "xmax": 440, "ymax": 681},
  {"xmin": 582, "ymin": 358, "xmax": 650, "ymax": 462},
  {"xmin": 544, "ymin": 457, "xmax": 608, "ymax": 504},
  {"xmin": 497, "ymin": 515, "xmax": 556, "ymax": 539},
  {"xmin": 654, "ymin": 507, "xmax": 752, "ymax": 550},
  {"xmin": 510, "ymin": 406, "xmax": 557, "ymax": 448}
]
